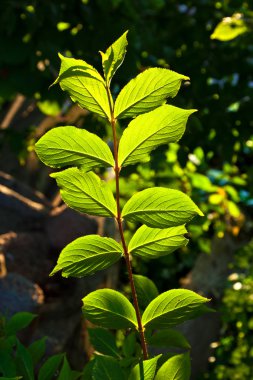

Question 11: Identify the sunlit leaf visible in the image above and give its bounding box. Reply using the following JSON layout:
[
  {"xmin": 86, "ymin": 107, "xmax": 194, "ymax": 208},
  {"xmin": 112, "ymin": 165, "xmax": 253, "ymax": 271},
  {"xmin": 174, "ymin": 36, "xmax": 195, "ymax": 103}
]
[
  {"xmin": 37, "ymin": 100, "xmax": 61, "ymax": 116},
  {"xmin": 129, "ymin": 355, "xmax": 161, "ymax": 380},
  {"xmin": 211, "ymin": 13, "xmax": 248, "ymax": 41},
  {"xmin": 190, "ymin": 173, "xmax": 217, "ymax": 193},
  {"xmin": 209, "ymin": 193, "xmax": 224, "ymax": 205},
  {"xmin": 155, "ymin": 353, "xmax": 190, "ymax": 380},
  {"xmin": 129, "ymin": 225, "xmax": 188, "ymax": 259},
  {"xmin": 35, "ymin": 126, "xmax": 114, "ymax": 171},
  {"xmin": 114, "ymin": 68, "xmax": 189, "ymax": 119},
  {"xmin": 53, "ymin": 54, "xmax": 112, "ymax": 119},
  {"xmin": 118, "ymin": 105, "xmax": 195, "ymax": 167},
  {"xmin": 51, "ymin": 168, "xmax": 117, "ymax": 217},
  {"xmin": 50, "ymin": 235, "xmax": 122, "ymax": 277},
  {"xmin": 122, "ymin": 188, "xmax": 203, "ymax": 228},
  {"xmin": 142, "ymin": 289, "xmax": 209, "ymax": 329},
  {"xmin": 82, "ymin": 289, "xmax": 137, "ymax": 329},
  {"xmin": 100, "ymin": 31, "xmax": 128, "ymax": 85},
  {"xmin": 227, "ymin": 200, "xmax": 240, "ymax": 218}
]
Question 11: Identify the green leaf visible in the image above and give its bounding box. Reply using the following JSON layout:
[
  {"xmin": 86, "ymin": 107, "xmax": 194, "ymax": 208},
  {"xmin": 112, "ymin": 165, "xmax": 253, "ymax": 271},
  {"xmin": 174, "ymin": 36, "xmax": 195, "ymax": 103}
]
[
  {"xmin": 190, "ymin": 173, "xmax": 218, "ymax": 193},
  {"xmin": 100, "ymin": 31, "xmax": 128, "ymax": 85},
  {"xmin": 53, "ymin": 54, "xmax": 112, "ymax": 119},
  {"xmin": 0, "ymin": 349, "xmax": 17, "ymax": 377},
  {"xmin": 118, "ymin": 105, "xmax": 195, "ymax": 167},
  {"xmin": 129, "ymin": 225, "xmax": 188, "ymax": 259},
  {"xmin": 122, "ymin": 332, "xmax": 137, "ymax": 358},
  {"xmin": 5, "ymin": 312, "xmax": 36, "ymax": 336},
  {"xmin": 15, "ymin": 340, "xmax": 34, "ymax": 380},
  {"xmin": 114, "ymin": 68, "xmax": 189, "ymax": 119},
  {"xmin": 28, "ymin": 337, "xmax": 46, "ymax": 367},
  {"xmin": 227, "ymin": 200, "xmax": 240, "ymax": 218},
  {"xmin": 129, "ymin": 355, "xmax": 161, "ymax": 380},
  {"xmin": 122, "ymin": 188, "xmax": 203, "ymax": 228},
  {"xmin": 38, "ymin": 354, "xmax": 64, "ymax": 380},
  {"xmin": 211, "ymin": 14, "xmax": 248, "ymax": 41},
  {"xmin": 35, "ymin": 126, "xmax": 114, "ymax": 171},
  {"xmin": 82, "ymin": 289, "xmax": 137, "ymax": 329},
  {"xmin": 148, "ymin": 329, "xmax": 190, "ymax": 350},
  {"xmin": 82, "ymin": 359, "xmax": 95, "ymax": 380},
  {"xmin": 92, "ymin": 356, "xmax": 126, "ymax": 380},
  {"xmin": 57, "ymin": 356, "xmax": 72, "ymax": 380},
  {"xmin": 133, "ymin": 275, "xmax": 159, "ymax": 310},
  {"xmin": 51, "ymin": 168, "xmax": 117, "ymax": 217},
  {"xmin": 50, "ymin": 235, "xmax": 122, "ymax": 278},
  {"xmin": 88, "ymin": 328, "xmax": 120, "ymax": 358},
  {"xmin": 155, "ymin": 353, "xmax": 191, "ymax": 380},
  {"xmin": 37, "ymin": 99, "xmax": 61, "ymax": 116},
  {"xmin": 142, "ymin": 289, "xmax": 209, "ymax": 329}
]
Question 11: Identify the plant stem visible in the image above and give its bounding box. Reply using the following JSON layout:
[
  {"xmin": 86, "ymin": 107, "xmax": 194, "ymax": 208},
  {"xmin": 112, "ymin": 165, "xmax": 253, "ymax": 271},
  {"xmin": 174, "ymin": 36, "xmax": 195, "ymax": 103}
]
[{"xmin": 110, "ymin": 115, "xmax": 149, "ymax": 360}]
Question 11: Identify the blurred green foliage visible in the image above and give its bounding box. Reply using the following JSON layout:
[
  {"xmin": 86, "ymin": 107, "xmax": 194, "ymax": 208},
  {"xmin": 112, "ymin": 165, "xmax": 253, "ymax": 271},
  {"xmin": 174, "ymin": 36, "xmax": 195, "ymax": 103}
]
[
  {"xmin": 0, "ymin": 312, "xmax": 82, "ymax": 379},
  {"xmin": 203, "ymin": 241, "xmax": 253, "ymax": 380}
]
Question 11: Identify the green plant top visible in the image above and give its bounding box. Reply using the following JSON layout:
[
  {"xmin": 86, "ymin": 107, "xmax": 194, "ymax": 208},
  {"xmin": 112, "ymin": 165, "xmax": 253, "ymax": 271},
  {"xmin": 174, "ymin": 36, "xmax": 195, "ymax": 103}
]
[{"xmin": 35, "ymin": 31, "xmax": 210, "ymax": 380}]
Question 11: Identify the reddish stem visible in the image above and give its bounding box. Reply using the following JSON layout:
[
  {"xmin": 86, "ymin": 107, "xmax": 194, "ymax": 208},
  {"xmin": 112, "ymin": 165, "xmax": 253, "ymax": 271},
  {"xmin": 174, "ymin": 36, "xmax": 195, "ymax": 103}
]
[{"xmin": 110, "ymin": 115, "xmax": 148, "ymax": 360}]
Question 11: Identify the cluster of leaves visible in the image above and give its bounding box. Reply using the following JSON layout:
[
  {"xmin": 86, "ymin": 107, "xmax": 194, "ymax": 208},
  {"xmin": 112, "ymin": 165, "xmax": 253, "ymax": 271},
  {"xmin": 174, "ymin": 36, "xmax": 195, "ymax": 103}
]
[
  {"xmin": 0, "ymin": 312, "xmax": 81, "ymax": 379},
  {"xmin": 34, "ymin": 32, "xmax": 211, "ymax": 378},
  {"xmin": 203, "ymin": 240, "xmax": 253, "ymax": 380},
  {"xmin": 0, "ymin": 309, "xmax": 193, "ymax": 380}
]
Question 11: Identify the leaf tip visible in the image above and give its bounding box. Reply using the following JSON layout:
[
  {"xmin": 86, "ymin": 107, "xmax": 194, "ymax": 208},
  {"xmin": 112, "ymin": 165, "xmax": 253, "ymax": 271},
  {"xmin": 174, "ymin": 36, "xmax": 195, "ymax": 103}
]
[
  {"xmin": 198, "ymin": 208, "xmax": 204, "ymax": 217},
  {"xmin": 49, "ymin": 265, "xmax": 60, "ymax": 276}
]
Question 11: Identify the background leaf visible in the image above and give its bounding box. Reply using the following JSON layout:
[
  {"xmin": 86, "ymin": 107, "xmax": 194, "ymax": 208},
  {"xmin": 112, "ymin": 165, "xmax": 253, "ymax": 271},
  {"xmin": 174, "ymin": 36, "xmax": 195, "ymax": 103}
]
[
  {"xmin": 5, "ymin": 313, "xmax": 36, "ymax": 336},
  {"xmin": 82, "ymin": 289, "xmax": 137, "ymax": 329},
  {"xmin": 133, "ymin": 275, "xmax": 159, "ymax": 310},
  {"xmin": 101, "ymin": 31, "xmax": 128, "ymax": 85},
  {"xmin": 142, "ymin": 289, "xmax": 209, "ymax": 329},
  {"xmin": 51, "ymin": 169, "xmax": 117, "ymax": 217},
  {"xmin": 122, "ymin": 188, "xmax": 203, "ymax": 228},
  {"xmin": 15, "ymin": 340, "xmax": 34, "ymax": 380},
  {"xmin": 155, "ymin": 353, "xmax": 191, "ymax": 380},
  {"xmin": 114, "ymin": 68, "xmax": 189, "ymax": 119},
  {"xmin": 88, "ymin": 328, "xmax": 120, "ymax": 358},
  {"xmin": 54, "ymin": 54, "xmax": 111, "ymax": 119},
  {"xmin": 57, "ymin": 356, "xmax": 72, "ymax": 380},
  {"xmin": 35, "ymin": 126, "xmax": 114, "ymax": 171},
  {"xmin": 118, "ymin": 105, "xmax": 195, "ymax": 167},
  {"xmin": 28, "ymin": 337, "xmax": 47, "ymax": 367},
  {"xmin": 50, "ymin": 235, "xmax": 122, "ymax": 278},
  {"xmin": 0, "ymin": 348, "xmax": 17, "ymax": 377},
  {"xmin": 148, "ymin": 329, "xmax": 191, "ymax": 350},
  {"xmin": 92, "ymin": 356, "xmax": 126, "ymax": 380},
  {"xmin": 122, "ymin": 332, "xmax": 137, "ymax": 358},
  {"xmin": 129, "ymin": 225, "xmax": 188, "ymax": 259},
  {"xmin": 38, "ymin": 354, "xmax": 64, "ymax": 380},
  {"xmin": 211, "ymin": 14, "xmax": 248, "ymax": 41}
]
